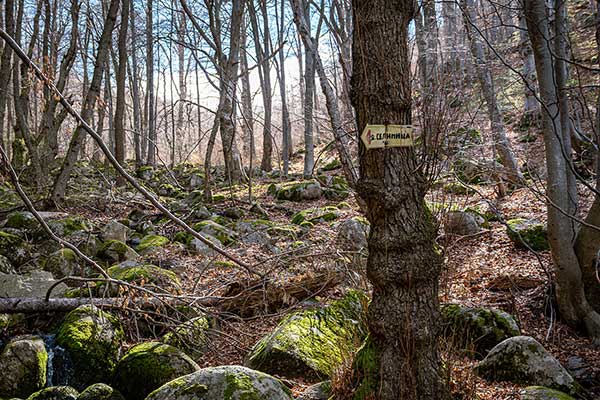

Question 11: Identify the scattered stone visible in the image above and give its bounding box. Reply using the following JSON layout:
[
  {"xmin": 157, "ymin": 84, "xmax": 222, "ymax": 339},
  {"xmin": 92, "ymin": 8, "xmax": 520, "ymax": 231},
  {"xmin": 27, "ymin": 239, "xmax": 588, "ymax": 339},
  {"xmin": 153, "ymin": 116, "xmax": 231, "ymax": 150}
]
[
  {"xmin": 269, "ymin": 180, "xmax": 322, "ymax": 202},
  {"xmin": 520, "ymin": 386, "xmax": 576, "ymax": 400},
  {"xmin": 336, "ymin": 217, "xmax": 369, "ymax": 251},
  {"xmin": 191, "ymin": 205, "xmax": 212, "ymax": 220},
  {"xmin": 97, "ymin": 240, "xmax": 139, "ymax": 263},
  {"xmin": 222, "ymin": 207, "xmax": 244, "ymax": 220},
  {"xmin": 246, "ymin": 291, "xmax": 368, "ymax": 380},
  {"xmin": 144, "ymin": 365, "xmax": 293, "ymax": 400},
  {"xmin": 136, "ymin": 166, "xmax": 154, "ymax": 180},
  {"xmin": 0, "ymin": 271, "xmax": 68, "ymax": 298},
  {"xmin": 106, "ymin": 263, "xmax": 181, "ymax": 295},
  {"xmin": 0, "ymin": 230, "xmax": 32, "ymax": 266},
  {"xmin": 188, "ymin": 233, "xmax": 222, "ymax": 256},
  {"xmin": 163, "ymin": 315, "xmax": 211, "ymax": 358},
  {"xmin": 43, "ymin": 249, "xmax": 80, "ymax": 280},
  {"xmin": 78, "ymin": 384, "xmax": 125, "ymax": 400},
  {"xmin": 0, "ymin": 335, "xmax": 48, "ymax": 399},
  {"xmin": 443, "ymin": 211, "xmax": 483, "ymax": 236},
  {"xmin": 291, "ymin": 207, "xmax": 340, "ymax": 226},
  {"xmin": 475, "ymin": 336, "xmax": 576, "ymax": 393},
  {"xmin": 26, "ymin": 386, "xmax": 79, "ymax": 400},
  {"xmin": 322, "ymin": 176, "xmax": 350, "ymax": 200},
  {"xmin": 441, "ymin": 304, "xmax": 520, "ymax": 357},
  {"xmin": 136, "ymin": 234, "xmax": 169, "ymax": 254},
  {"xmin": 5, "ymin": 211, "xmax": 38, "ymax": 230},
  {"xmin": 297, "ymin": 381, "xmax": 331, "ymax": 400},
  {"xmin": 193, "ymin": 220, "xmax": 237, "ymax": 245},
  {"xmin": 113, "ymin": 342, "xmax": 200, "ymax": 400},
  {"xmin": 0, "ymin": 254, "xmax": 15, "ymax": 274},
  {"xmin": 506, "ymin": 218, "xmax": 549, "ymax": 251},
  {"xmin": 55, "ymin": 305, "xmax": 124, "ymax": 390},
  {"xmin": 101, "ymin": 221, "xmax": 130, "ymax": 243},
  {"xmin": 189, "ymin": 173, "xmax": 204, "ymax": 189},
  {"xmin": 45, "ymin": 217, "xmax": 90, "ymax": 238}
]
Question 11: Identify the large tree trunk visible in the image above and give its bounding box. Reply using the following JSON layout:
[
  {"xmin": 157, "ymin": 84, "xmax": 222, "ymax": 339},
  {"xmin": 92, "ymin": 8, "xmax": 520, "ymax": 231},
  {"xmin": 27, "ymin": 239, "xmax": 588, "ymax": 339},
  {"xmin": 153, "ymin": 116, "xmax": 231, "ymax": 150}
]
[
  {"xmin": 277, "ymin": 0, "xmax": 292, "ymax": 177},
  {"xmin": 50, "ymin": 0, "xmax": 120, "ymax": 204},
  {"xmin": 145, "ymin": 0, "xmax": 156, "ymax": 166},
  {"xmin": 462, "ymin": 0, "xmax": 523, "ymax": 186},
  {"xmin": 525, "ymin": 0, "xmax": 600, "ymax": 337},
  {"xmin": 0, "ymin": 0, "xmax": 14, "ymax": 153},
  {"xmin": 351, "ymin": 0, "xmax": 448, "ymax": 398},
  {"xmin": 114, "ymin": 0, "xmax": 129, "ymax": 186},
  {"xmin": 518, "ymin": 3, "xmax": 539, "ymax": 119}
]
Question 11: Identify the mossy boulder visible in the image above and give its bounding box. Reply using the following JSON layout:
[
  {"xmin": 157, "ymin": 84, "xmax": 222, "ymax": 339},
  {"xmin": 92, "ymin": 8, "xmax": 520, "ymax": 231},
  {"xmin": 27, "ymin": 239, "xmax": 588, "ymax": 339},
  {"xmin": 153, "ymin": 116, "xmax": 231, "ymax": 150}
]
[
  {"xmin": 291, "ymin": 207, "xmax": 340, "ymax": 226},
  {"xmin": 163, "ymin": 316, "xmax": 211, "ymax": 358},
  {"xmin": 0, "ymin": 230, "xmax": 32, "ymax": 266},
  {"xmin": 246, "ymin": 291, "xmax": 368, "ymax": 380},
  {"xmin": 43, "ymin": 249, "xmax": 80, "ymax": 280},
  {"xmin": 0, "ymin": 254, "xmax": 15, "ymax": 274},
  {"xmin": 77, "ymin": 384, "xmax": 124, "ymax": 400},
  {"xmin": 145, "ymin": 365, "xmax": 293, "ymax": 400},
  {"xmin": 0, "ymin": 271, "xmax": 68, "ymax": 298},
  {"xmin": 322, "ymin": 176, "xmax": 350, "ymax": 200},
  {"xmin": 101, "ymin": 221, "xmax": 130, "ymax": 243},
  {"xmin": 193, "ymin": 220, "xmax": 237, "ymax": 245},
  {"xmin": 297, "ymin": 381, "xmax": 331, "ymax": 400},
  {"xmin": 112, "ymin": 342, "xmax": 200, "ymax": 400},
  {"xmin": 270, "ymin": 180, "xmax": 322, "ymax": 202},
  {"xmin": 46, "ymin": 217, "xmax": 90, "ymax": 237},
  {"xmin": 55, "ymin": 305, "xmax": 124, "ymax": 390},
  {"xmin": 26, "ymin": 386, "xmax": 78, "ymax": 400},
  {"xmin": 321, "ymin": 157, "xmax": 341, "ymax": 171},
  {"xmin": 5, "ymin": 211, "xmax": 38, "ymax": 230},
  {"xmin": 506, "ymin": 219, "xmax": 549, "ymax": 251},
  {"xmin": 475, "ymin": 336, "xmax": 576, "ymax": 393},
  {"xmin": 336, "ymin": 217, "xmax": 370, "ymax": 251},
  {"xmin": 441, "ymin": 304, "xmax": 520, "ymax": 358},
  {"xmin": 97, "ymin": 240, "xmax": 139, "ymax": 263},
  {"xmin": 136, "ymin": 234, "xmax": 169, "ymax": 253},
  {"xmin": 136, "ymin": 166, "xmax": 154, "ymax": 180},
  {"xmin": 106, "ymin": 263, "xmax": 181, "ymax": 295},
  {"xmin": 521, "ymin": 386, "xmax": 576, "ymax": 400},
  {"xmin": 0, "ymin": 335, "xmax": 48, "ymax": 399}
]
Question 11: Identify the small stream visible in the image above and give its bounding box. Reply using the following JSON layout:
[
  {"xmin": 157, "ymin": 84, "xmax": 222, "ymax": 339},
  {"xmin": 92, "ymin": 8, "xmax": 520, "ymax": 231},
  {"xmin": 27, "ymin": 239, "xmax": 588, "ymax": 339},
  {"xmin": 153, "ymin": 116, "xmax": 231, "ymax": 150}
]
[{"xmin": 42, "ymin": 334, "xmax": 74, "ymax": 387}]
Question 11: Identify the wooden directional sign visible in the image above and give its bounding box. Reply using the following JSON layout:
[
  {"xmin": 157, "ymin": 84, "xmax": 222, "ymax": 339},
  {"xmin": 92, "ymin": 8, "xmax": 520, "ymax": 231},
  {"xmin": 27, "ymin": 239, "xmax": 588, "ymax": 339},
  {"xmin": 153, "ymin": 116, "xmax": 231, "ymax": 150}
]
[{"xmin": 361, "ymin": 124, "xmax": 414, "ymax": 149}]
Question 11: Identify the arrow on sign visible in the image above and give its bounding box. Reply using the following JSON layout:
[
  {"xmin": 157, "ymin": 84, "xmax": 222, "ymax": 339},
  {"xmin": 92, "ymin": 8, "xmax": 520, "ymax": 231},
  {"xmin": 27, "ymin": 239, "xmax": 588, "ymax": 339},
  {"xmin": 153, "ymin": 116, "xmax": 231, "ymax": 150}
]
[{"xmin": 361, "ymin": 124, "xmax": 415, "ymax": 149}]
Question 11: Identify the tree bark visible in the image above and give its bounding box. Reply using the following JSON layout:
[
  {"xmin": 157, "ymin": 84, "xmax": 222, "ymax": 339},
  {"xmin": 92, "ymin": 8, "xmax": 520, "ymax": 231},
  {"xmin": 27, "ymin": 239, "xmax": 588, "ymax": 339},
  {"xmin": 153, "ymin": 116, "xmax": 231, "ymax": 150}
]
[
  {"xmin": 50, "ymin": 0, "xmax": 120, "ymax": 204},
  {"xmin": 114, "ymin": 0, "xmax": 129, "ymax": 186},
  {"xmin": 351, "ymin": 0, "xmax": 449, "ymax": 398},
  {"xmin": 525, "ymin": 0, "xmax": 600, "ymax": 337},
  {"xmin": 145, "ymin": 0, "xmax": 156, "ymax": 166},
  {"xmin": 240, "ymin": 20, "xmax": 256, "ymax": 165}
]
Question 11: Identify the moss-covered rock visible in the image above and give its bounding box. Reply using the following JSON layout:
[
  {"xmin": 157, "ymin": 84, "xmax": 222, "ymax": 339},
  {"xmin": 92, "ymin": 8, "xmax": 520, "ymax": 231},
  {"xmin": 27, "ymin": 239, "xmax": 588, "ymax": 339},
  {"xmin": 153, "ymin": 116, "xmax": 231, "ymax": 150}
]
[
  {"xmin": 136, "ymin": 166, "xmax": 154, "ymax": 180},
  {"xmin": 0, "ymin": 335, "xmax": 48, "ymax": 399},
  {"xmin": 193, "ymin": 220, "xmax": 237, "ymax": 245},
  {"xmin": 77, "ymin": 384, "xmax": 125, "ymax": 400},
  {"xmin": 0, "ymin": 254, "xmax": 15, "ymax": 274},
  {"xmin": 55, "ymin": 305, "xmax": 124, "ymax": 390},
  {"xmin": 43, "ymin": 249, "xmax": 80, "ymax": 280},
  {"xmin": 0, "ymin": 230, "xmax": 31, "ymax": 267},
  {"xmin": 246, "ymin": 291, "xmax": 368, "ymax": 380},
  {"xmin": 321, "ymin": 157, "xmax": 341, "ymax": 171},
  {"xmin": 26, "ymin": 386, "xmax": 78, "ymax": 400},
  {"xmin": 441, "ymin": 304, "xmax": 520, "ymax": 358},
  {"xmin": 0, "ymin": 271, "xmax": 68, "ymax": 298},
  {"xmin": 322, "ymin": 176, "xmax": 350, "ymax": 200},
  {"xmin": 291, "ymin": 207, "xmax": 340, "ymax": 226},
  {"xmin": 348, "ymin": 335, "xmax": 378, "ymax": 400},
  {"xmin": 506, "ymin": 219, "xmax": 549, "ymax": 251},
  {"xmin": 5, "ymin": 211, "xmax": 38, "ymax": 230},
  {"xmin": 136, "ymin": 234, "xmax": 169, "ymax": 253},
  {"xmin": 97, "ymin": 240, "xmax": 139, "ymax": 263},
  {"xmin": 475, "ymin": 336, "xmax": 576, "ymax": 394},
  {"xmin": 521, "ymin": 386, "xmax": 576, "ymax": 400},
  {"xmin": 145, "ymin": 365, "xmax": 293, "ymax": 400},
  {"xmin": 112, "ymin": 342, "xmax": 200, "ymax": 400},
  {"xmin": 297, "ymin": 381, "xmax": 331, "ymax": 400},
  {"xmin": 163, "ymin": 316, "xmax": 211, "ymax": 358},
  {"xmin": 46, "ymin": 217, "xmax": 90, "ymax": 237},
  {"xmin": 336, "ymin": 217, "xmax": 370, "ymax": 251},
  {"xmin": 106, "ymin": 263, "xmax": 181, "ymax": 295},
  {"xmin": 270, "ymin": 180, "xmax": 323, "ymax": 202}
]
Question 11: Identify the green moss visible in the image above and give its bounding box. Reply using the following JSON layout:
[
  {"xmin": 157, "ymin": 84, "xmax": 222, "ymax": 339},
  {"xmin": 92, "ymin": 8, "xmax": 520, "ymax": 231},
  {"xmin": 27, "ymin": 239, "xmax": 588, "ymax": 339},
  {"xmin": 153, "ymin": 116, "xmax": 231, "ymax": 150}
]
[
  {"xmin": 291, "ymin": 207, "xmax": 340, "ymax": 225},
  {"xmin": 112, "ymin": 342, "xmax": 199, "ymax": 400},
  {"xmin": 193, "ymin": 220, "xmax": 236, "ymax": 245},
  {"xmin": 522, "ymin": 386, "xmax": 575, "ymax": 400},
  {"xmin": 136, "ymin": 235, "xmax": 169, "ymax": 252},
  {"xmin": 97, "ymin": 240, "xmax": 137, "ymax": 262},
  {"xmin": 163, "ymin": 316, "xmax": 211, "ymax": 357},
  {"xmin": 224, "ymin": 372, "xmax": 261, "ymax": 400},
  {"xmin": 506, "ymin": 218, "xmax": 549, "ymax": 251},
  {"xmin": 272, "ymin": 180, "xmax": 322, "ymax": 202},
  {"xmin": 55, "ymin": 305, "xmax": 124, "ymax": 390},
  {"xmin": 5, "ymin": 212, "xmax": 37, "ymax": 230},
  {"xmin": 247, "ymin": 290, "xmax": 368, "ymax": 380},
  {"xmin": 78, "ymin": 383, "xmax": 125, "ymax": 400},
  {"xmin": 26, "ymin": 386, "xmax": 79, "ymax": 400},
  {"xmin": 212, "ymin": 194, "xmax": 226, "ymax": 202},
  {"xmin": 350, "ymin": 335, "xmax": 379, "ymax": 400},
  {"xmin": 107, "ymin": 264, "xmax": 180, "ymax": 292}
]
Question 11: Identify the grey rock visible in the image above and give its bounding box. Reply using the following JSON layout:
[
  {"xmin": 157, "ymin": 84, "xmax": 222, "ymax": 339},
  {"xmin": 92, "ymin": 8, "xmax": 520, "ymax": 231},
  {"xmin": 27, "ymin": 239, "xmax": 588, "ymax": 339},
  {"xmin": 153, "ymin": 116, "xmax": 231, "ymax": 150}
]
[
  {"xmin": 336, "ymin": 217, "xmax": 369, "ymax": 251},
  {"xmin": 0, "ymin": 271, "xmax": 68, "ymax": 298},
  {"xmin": 0, "ymin": 254, "xmax": 15, "ymax": 274},
  {"xmin": 297, "ymin": 381, "xmax": 331, "ymax": 400},
  {"xmin": 475, "ymin": 336, "xmax": 575, "ymax": 393},
  {"xmin": 102, "ymin": 221, "xmax": 130, "ymax": 243},
  {"xmin": 145, "ymin": 365, "xmax": 293, "ymax": 400},
  {"xmin": 189, "ymin": 233, "xmax": 222, "ymax": 257},
  {"xmin": 0, "ymin": 335, "xmax": 47, "ymax": 399},
  {"xmin": 26, "ymin": 386, "xmax": 79, "ymax": 400},
  {"xmin": 444, "ymin": 211, "xmax": 482, "ymax": 236},
  {"xmin": 520, "ymin": 386, "xmax": 576, "ymax": 400}
]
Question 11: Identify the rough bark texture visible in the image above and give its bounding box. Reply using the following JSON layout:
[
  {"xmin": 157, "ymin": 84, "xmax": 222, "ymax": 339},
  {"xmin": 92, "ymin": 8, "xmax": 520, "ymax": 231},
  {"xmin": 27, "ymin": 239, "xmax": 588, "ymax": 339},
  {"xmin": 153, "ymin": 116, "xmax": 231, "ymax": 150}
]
[
  {"xmin": 114, "ymin": 0, "xmax": 129, "ymax": 186},
  {"xmin": 525, "ymin": 0, "xmax": 600, "ymax": 338},
  {"xmin": 351, "ymin": 0, "xmax": 448, "ymax": 398},
  {"xmin": 145, "ymin": 0, "xmax": 156, "ymax": 166}
]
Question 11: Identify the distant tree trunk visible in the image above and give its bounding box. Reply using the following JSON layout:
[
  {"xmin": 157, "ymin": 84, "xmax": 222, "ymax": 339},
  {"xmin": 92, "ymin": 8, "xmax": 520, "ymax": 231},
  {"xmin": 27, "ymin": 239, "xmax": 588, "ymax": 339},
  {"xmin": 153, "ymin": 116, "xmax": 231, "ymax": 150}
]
[
  {"xmin": 301, "ymin": 0, "xmax": 315, "ymax": 178},
  {"xmin": 129, "ymin": 1, "xmax": 142, "ymax": 168},
  {"xmin": 240, "ymin": 17, "xmax": 255, "ymax": 165},
  {"xmin": 462, "ymin": 0, "xmax": 523, "ymax": 186},
  {"xmin": 277, "ymin": 0, "xmax": 292, "ymax": 177},
  {"xmin": 219, "ymin": 0, "xmax": 244, "ymax": 183},
  {"xmin": 525, "ymin": 0, "xmax": 600, "ymax": 338},
  {"xmin": 351, "ymin": 0, "xmax": 449, "ymax": 398},
  {"xmin": 50, "ymin": 0, "xmax": 120, "ymax": 204},
  {"xmin": 114, "ymin": 0, "xmax": 129, "ymax": 186},
  {"xmin": 146, "ymin": 0, "xmax": 156, "ymax": 166},
  {"xmin": 177, "ymin": 9, "xmax": 187, "ymax": 166},
  {"xmin": 0, "ymin": 0, "xmax": 14, "ymax": 153},
  {"xmin": 518, "ymin": 4, "xmax": 539, "ymax": 119}
]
